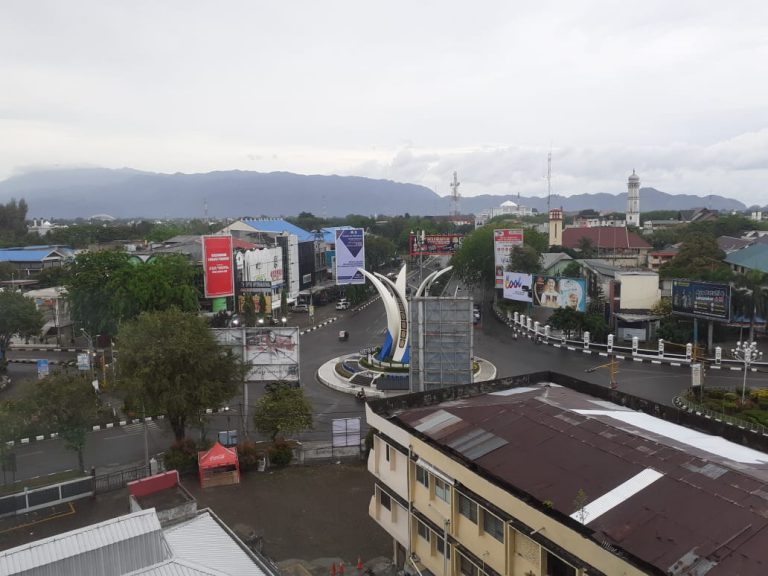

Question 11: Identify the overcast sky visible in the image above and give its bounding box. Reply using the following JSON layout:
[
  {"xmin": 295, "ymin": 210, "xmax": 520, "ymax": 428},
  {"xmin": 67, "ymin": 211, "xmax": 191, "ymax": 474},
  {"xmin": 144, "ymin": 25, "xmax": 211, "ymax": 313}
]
[{"xmin": 2, "ymin": 1, "xmax": 767, "ymax": 204}]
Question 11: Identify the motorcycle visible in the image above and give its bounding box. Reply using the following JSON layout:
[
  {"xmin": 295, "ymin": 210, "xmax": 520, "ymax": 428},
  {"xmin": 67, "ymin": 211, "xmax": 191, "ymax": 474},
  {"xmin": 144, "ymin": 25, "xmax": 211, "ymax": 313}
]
[{"xmin": 356, "ymin": 389, "xmax": 367, "ymax": 402}]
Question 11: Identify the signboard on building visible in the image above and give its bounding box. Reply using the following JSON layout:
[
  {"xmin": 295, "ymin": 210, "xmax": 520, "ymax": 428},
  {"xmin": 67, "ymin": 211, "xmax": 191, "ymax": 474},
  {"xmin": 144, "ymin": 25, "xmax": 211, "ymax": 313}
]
[
  {"xmin": 408, "ymin": 233, "xmax": 464, "ymax": 257},
  {"xmin": 502, "ymin": 272, "xmax": 533, "ymax": 303},
  {"xmin": 494, "ymin": 229, "xmax": 524, "ymax": 287},
  {"xmin": 672, "ymin": 280, "xmax": 731, "ymax": 321},
  {"xmin": 211, "ymin": 327, "xmax": 300, "ymax": 382},
  {"xmin": 532, "ymin": 276, "xmax": 587, "ymax": 311},
  {"xmin": 202, "ymin": 235, "xmax": 234, "ymax": 298},
  {"xmin": 335, "ymin": 228, "xmax": 365, "ymax": 285}
]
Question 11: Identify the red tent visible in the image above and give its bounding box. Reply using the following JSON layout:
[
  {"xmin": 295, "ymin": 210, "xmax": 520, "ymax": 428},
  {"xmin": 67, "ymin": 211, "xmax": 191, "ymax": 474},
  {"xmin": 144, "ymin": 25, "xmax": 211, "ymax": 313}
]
[{"xmin": 198, "ymin": 442, "xmax": 240, "ymax": 488}]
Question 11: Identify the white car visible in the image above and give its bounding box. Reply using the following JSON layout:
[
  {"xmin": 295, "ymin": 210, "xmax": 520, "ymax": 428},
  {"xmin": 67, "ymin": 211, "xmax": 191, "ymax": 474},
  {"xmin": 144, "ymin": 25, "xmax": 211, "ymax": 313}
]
[
  {"xmin": 336, "ymin": 300, "xmax": 351, "ymax": 310},
  {"xmin": 292, "ymin": 304, "xmax": 309, "ymax": 313}
]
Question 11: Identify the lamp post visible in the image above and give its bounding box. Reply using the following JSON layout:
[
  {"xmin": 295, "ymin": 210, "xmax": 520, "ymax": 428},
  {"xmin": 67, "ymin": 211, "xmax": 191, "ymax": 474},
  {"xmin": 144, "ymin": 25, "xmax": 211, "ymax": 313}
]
[
  {"xmin": 732, "ymin": 340, "xmax": 763, "ymax": 403},
  {"xmin": 80, "ymin": 328, "xmax": 94, "ymax": 380},
  {"xmin": 223, "ymin": 406, "xmax": 232, "ymax": 446},
  {"xmin": 281, "ymin": 316, "xmax": 287, "ymax": 327}
]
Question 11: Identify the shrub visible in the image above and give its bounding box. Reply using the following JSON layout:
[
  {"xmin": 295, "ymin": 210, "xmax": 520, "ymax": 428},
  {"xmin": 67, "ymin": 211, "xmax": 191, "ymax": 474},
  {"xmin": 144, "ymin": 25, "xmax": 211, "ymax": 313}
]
[
  {"xmin": 269, "ymin": 440, "xmax": 293, "ymax": 467},
  {"xmin": 237, "ymin": 441, "xmax": 267, "ymax": 472},
  {"xmin": 164, "ymin": 438, "xmax": 207, "ymax": 474}
]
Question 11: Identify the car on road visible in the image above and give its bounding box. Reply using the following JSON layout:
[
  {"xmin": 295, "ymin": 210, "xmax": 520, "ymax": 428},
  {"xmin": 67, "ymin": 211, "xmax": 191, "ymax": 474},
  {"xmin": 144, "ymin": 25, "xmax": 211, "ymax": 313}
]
[
  {"xmin": 335, "ymin": 299, "xmax": 351, "ymax": 310},
  {"xmin": 292, "ymin": 303, "xmax": 309, "ymax": 313},
  {"xmin": 473, "ymin": 304, "xmax": 481, "ymax": 324}
]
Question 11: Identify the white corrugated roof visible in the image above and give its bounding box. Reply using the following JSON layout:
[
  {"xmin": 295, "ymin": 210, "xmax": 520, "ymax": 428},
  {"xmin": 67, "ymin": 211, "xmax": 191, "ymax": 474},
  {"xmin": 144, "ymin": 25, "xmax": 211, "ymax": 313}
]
[
  {"xmin": 164, "ymin": 511, "xmax": 266, "ymax": 576},
  {"xmin": 126, "ymin": 557, "xmax": 228, "ymax": 576},
  {"xmin": 0, "ymin": 508, "xmax": 163, "ymax": 574}
]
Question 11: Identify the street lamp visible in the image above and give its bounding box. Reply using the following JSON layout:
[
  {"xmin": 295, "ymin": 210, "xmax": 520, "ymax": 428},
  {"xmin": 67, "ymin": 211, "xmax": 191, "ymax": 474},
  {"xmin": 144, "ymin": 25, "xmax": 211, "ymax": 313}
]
[
  {"xmin": 223, "ymin": 406, "xmax": 232, "ymax": 446},
  {"xmin": 281, "ymin": 316, "xmax": 287, "ymax": 327},
  {"xmin": 732, "ymin": 340, "xmax": 763, "ymax": 403}
]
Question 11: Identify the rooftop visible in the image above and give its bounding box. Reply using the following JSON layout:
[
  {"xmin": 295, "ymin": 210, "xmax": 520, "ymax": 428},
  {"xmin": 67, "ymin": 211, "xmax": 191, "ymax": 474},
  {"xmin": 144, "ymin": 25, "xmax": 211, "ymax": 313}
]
[
  {"xmin": 374, "ymin": 377, "xmax": 768, "ymax": 575},
  {"xmin": 724, "ymin": 243, "xmax": 768, "ymax": 273},
  {"xmin": 562, "ymin": 227, "xmax": 651, "ymax": 250}
]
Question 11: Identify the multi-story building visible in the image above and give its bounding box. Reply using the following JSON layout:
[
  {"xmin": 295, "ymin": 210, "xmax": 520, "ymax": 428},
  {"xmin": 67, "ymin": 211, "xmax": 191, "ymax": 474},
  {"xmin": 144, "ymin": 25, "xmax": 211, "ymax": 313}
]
[{"xmin": 367, "ymin": 374, "xmax": 768, "ymax": 576}]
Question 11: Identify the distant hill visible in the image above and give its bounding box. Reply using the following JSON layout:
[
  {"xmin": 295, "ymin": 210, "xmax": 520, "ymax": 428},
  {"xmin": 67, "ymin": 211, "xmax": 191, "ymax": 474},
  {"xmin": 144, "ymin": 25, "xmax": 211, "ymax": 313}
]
[{"xmin": 0, "ymin": 168, "xmax": 747, "ymax": 218}]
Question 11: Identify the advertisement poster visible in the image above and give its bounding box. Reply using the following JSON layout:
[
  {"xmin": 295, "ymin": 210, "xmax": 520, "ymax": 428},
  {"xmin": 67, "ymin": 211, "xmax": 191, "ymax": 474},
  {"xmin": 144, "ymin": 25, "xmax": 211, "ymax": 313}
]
[
  {"xmin": 408, "ymin": 233, "xmax": 464, "ymax": 256},
  {"xmin": 245, "ymin": 327, "xmax": 300, "ymax": 381},
  {"xmin": 672, "ymin": 280, "xmax": 731, "ymax": 321},
  {"xmin": 533, "ymin": 276, "xmax": 586, "ymax": 311},
  {"xmin": 503, "ymin": 272, "xmax": 533, "ymax": 302},
  {"xmin": 335, "ymin": 228, "xmax": 365, "ymax": 285},
  {"xmin": 494, "ymin": 229, "xmax": 524, "ymax": 287},
  {"xmin": 202, "ymin": 235, "xmax": 234, "ymax": 298}
]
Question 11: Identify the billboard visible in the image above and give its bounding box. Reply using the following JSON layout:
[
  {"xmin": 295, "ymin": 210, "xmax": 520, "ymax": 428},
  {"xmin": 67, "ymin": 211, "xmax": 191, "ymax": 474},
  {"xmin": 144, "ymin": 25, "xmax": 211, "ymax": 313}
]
[
  {"xmin": 202, "ymin": 235, "xmax": 234, "ymax": 298},
  {"xmin": 532, "ymin": 276, "xmax": 587, "ymax": 311},
  {"xmin": 335, "ymin": 228, "xmax": 365, "ymax": 285},
  {"xmin": 494, "ymin": 229, "xmax": 524, "ymax": 287},
  {"xmin": 672, "ymin": 280, "xmax": 731, "ymax": 321},
  {"xmin": 503, "ymin": 272, "xmax": 533, "ymax": 302},
  {"xmin": 408, "ymin": 233, "xmax": 464, "ymax": 257},
  {"xmin": 211, "ymin": 327, "xmax": 300, "ymax": 382}
]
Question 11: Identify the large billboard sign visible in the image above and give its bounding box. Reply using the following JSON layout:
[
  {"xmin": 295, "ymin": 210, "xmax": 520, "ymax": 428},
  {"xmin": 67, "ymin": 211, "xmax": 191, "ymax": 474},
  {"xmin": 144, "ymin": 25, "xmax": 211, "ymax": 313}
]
[
  {"xmin": 335, "ymin": 228, "xmax": 365, "ymax": 285},
  {"xmin": 672, "ymin": 280, "xmax": 731, "ymax": 321},
  {"xmin": 494, "ymin": 229, "xmax": 524, "ymax": 287},
  {"xmin": 212, "ymin": 327, "xmax": 300, "ymax": 382},
  {"xmin": 408, "ymin": 233, "xmax": 464, "ymax": 257},
  {"xmin": 202, "ymin": 235, "xmax": 234, "ymax": 298},
  {"xmin": 503, "ymin": 272, "xmax": 533, "ymax": 302},
  {"xmin": 532, "ymin": 275, "xmax": 587, "ymax": 312}
]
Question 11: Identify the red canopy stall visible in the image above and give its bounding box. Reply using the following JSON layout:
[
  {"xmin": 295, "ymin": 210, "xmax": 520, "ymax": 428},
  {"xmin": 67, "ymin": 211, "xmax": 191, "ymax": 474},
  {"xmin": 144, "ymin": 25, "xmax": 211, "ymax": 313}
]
[{"xmin": 198, "ymin": 442, "xmax": 240, "ymax": 488}]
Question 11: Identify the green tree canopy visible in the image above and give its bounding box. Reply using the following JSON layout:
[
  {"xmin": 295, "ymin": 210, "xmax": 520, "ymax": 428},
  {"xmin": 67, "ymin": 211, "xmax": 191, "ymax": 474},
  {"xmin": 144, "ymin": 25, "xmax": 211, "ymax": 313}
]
[
  {"xmin": 548, "ymin": 307, "xmax": 582, "ymax": 338},
  {"xmin": 365, "ymin": 235, "xmax": 397, "ymax": 272},
  {"xmin": 562, "ymin": 260, "xmax": 583, "ymax": 278},
  {"xmin": 117, "ymin": 309, "xmax": 243, "ymax": 441},
  {"xmin": 451, "ymin": 225, "xmax": 495, "ymax": 289},
  {"xmin": 659, "ymin": 233, "xmax": 730, "ymax": 281},
  {"xmin": 507, "ymin": 245, "xmax": 542, "ymax": 274},
  {"xmin": 22, "ymin": 372, "xmax": 101, "ymax": 472},
  {"xmin": 252, "ymin": 382, "xmax": 313, "ymax": 441},
  {"xmin": 0, "ymin": 198, "xmax": 29, "ymax": 245},
  {"xmin": 67, "ymin": 251, "xmax": 199, "ymax": 336},
  {"xmin": 0, "ymin": 290, "xmax": 44, "ymax": 360},
  {"xmin": 733, "ymin": 270, "xmax": 768, "ymax": 341}
]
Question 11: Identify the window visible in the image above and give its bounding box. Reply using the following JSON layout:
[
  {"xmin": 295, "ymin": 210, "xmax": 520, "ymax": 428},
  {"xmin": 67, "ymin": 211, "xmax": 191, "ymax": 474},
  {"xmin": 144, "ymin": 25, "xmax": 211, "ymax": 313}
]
[
  {"xmin": 436, "ymin": 536, "xmax": 451, "ymax": 558},
  {"xmin": 434, "ymin": 477, "xmax": 451, "ymax": 504},
  {"xmin": 459, "ymin": 554, "xmax": 478, "ymax": 576},
  {"xmin": 544, "ymin": 550, "xmax": 576, "ymax": 576},
  {"xmin": 416, "ymin": 465, "xmax": 429, "ymax": 488},
  {"xmin": 385, "ymin": 444, "xmax": 391, "ymax": 462},
  {"xmin": 458, "ymin": 493, "xmax": 478, "ymax": 523},
  {"xmin": 417, "ymin": 521, "xmax": 430, "ymax": 542},
  {"xmin": 482, "ymin": 509, "xmax": 504, "ymax": 542},
  {"xmin": 380, "ymin": 491, "xmax": 391, "ymax": 511}
]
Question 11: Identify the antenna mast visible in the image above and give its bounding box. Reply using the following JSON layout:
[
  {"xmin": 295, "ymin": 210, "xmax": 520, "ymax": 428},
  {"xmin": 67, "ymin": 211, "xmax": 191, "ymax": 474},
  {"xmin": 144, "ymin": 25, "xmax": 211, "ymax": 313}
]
[
  {"xmin": 450, "ymin": 171, "xmax": 461, "ymax": 216},
  {"xmin": 547, "ymin": 151, "xmax": 552, "ymax": 214}
]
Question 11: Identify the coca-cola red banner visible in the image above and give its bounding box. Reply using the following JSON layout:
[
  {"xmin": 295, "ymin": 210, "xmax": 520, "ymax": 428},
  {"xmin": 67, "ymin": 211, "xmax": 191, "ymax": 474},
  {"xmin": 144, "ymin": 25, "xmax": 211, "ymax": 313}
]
[{"xmin": 202, "ymin": 235, "xmax": 234, "ymax": 298}]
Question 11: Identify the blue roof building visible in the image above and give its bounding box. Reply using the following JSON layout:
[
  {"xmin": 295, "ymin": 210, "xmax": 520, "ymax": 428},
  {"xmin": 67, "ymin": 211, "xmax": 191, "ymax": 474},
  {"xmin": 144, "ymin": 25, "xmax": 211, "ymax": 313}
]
[
  {"xmin": 241, "ymin": 219, "xmax": 315, "ymax": 242},
  {"xmin": 724, "ymin": 243, "xmax": 768, "ymax": 274}
]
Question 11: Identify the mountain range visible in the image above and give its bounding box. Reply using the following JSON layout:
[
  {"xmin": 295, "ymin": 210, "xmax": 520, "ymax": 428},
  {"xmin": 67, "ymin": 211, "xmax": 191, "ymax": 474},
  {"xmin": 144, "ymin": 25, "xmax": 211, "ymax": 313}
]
[{"xmin": 0, "ymin": 167, "xmax": 748, "ymax": 219}]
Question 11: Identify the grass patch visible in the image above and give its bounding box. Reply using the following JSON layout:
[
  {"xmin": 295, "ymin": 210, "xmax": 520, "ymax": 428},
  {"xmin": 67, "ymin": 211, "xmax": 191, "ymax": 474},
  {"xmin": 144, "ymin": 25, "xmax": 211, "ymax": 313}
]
[{"xmin": 0, "ymin": 468, "xmax": 84, "ymax": 496}]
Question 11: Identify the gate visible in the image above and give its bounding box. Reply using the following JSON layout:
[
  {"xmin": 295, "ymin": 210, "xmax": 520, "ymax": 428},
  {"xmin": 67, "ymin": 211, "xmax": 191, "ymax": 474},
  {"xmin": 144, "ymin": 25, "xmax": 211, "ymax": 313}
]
[{"xmin": 93, "ymin": 464, "xmax": 150, "ymax": 494}]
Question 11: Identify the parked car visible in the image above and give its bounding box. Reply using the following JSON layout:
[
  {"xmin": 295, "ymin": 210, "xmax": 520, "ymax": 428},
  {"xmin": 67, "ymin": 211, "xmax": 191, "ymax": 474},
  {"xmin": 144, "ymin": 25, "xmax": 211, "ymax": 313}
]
[
  {"xmin": 336, "ymin": 299, "xmax": 351, "ymax": 310},
  {"xmin": 292, "ymin": 303, "xmax": 309, "ymax": 313}
]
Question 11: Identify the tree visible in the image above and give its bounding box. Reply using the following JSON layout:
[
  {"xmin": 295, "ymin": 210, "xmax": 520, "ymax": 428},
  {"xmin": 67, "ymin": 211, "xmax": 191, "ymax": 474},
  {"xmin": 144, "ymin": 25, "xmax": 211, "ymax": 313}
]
[
  {"xmin": 576, "ymin": 237, "xmax": 597, "ymax": 258},
  {"xmin": 0, "ymin": 290, "xmax": 44, "ymax": 361},
  {"xmin": 117, "ymin": 309, "xmax": 243, "ymax": 441},
  {"xmin": 0, "ymin": 198, "xmax": 29, "ymax": 245},
  {"xmin": 734, "ymin": 270, "xmax": 768, "ymax": 341},
  {"xmin": 451, "ymin": 226, "xmax": 495, "ymax": 289},
  {"xmin": 365, "ymin": 235, "xmax": 397, "ymax": 272},
  {"xmin": 67, "ymin": 251, "xmax": 199, "ymax": 337},
  {"xmin": 507, "ymin": 245, "xmax": 542, "ymax": 274},
  {"xmin": 548, "ymin": 307, "xmax": 582, "ymax": 338},
  {"xmin": 562, "ymin": 260, "xmax": 583, "ymax": 278},
  {"xmin": 23, "ymin": 372, "xmax": 100, "ymax": 472},
  {"xmin": 242, "ymin": 295, "xmax": 257, "ymax": 327},
  {"xmin": 659, "ymin": 233, "xmax": 730, "ymax": 281},
  {"xmin": 252, "ymin": 382, "xmax": 313, "ymax": 441}
]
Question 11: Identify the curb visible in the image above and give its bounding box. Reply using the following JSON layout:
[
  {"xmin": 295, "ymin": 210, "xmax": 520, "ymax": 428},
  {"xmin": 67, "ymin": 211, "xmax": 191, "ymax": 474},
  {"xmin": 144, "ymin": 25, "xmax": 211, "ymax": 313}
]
[{"xmin": 300, "ymin": 316, "xmax": 339, "ymax": 335}]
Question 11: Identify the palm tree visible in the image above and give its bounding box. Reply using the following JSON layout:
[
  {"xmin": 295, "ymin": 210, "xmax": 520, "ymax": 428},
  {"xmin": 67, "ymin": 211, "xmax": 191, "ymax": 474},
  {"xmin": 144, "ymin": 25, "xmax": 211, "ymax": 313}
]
[{"xmin": 735, "ymin": 270, "xmax": 768, "ymax": 341}]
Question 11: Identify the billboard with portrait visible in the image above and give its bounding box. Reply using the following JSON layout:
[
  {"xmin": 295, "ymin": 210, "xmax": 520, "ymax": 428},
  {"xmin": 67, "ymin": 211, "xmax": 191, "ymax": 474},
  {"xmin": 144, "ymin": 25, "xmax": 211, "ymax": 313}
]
[
  {"xmin": 408, "ymin": 233, "xmax": 464, "ymax": 256},
  {"xmin": 494, "ymin": 229, "xmax": 524, "ymax": 287},
  {"xmin": 211, "ymin": 327, "xmax": 300, "ymax": 381},
  {"xmin": 502, "ymin": 272, "xmax": 533, "ymax": 303},
  {"xmin": 335, "ymin": 228, "xmax": 365, "ymax": 285},
  {"xmin": 202, "ymin": 235, "xmax": 234, "ymax": 298},
  {"xmin": 532, "ymin": 276, "xmax": 586, "ymax": 311},
  {"xmin": 672, "ymin": 280, "xmax": 731, "ymax": 321}
]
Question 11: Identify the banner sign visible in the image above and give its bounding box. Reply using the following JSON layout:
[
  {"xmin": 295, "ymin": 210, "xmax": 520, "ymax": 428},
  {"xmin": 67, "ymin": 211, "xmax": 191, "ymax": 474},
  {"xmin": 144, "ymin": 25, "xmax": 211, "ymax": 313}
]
[
  {"xmin": 211, "ymin": 327, "xmax": 300, "ymax": 381},
  {"xmin": 494, "ymin": 229, "xmax": 524, "ymax": 287},
  {"xmin": 503, "ymin": 272, "xmax": 533, "ymax": 302},
  {"xmin": 672, "ymin": 279, "xmax": 731, "ymax": 321},
  {"xmin": 335, "ymin": 228, "xmax": 365, "ymax": 285},
  {"xmin": 533, "ymin": 276, "xmax": 587, "ymax": 311},
  {"xmin": 408, "ymin": 233, "xmax": 464, "ymax": 256},
  {"xmin": 202, "ymin": 235, "xmax": 234, "ymax": 298},
  {"xmin": 37, "ymin": 359, "xmax": 49, "ymax": 380}
]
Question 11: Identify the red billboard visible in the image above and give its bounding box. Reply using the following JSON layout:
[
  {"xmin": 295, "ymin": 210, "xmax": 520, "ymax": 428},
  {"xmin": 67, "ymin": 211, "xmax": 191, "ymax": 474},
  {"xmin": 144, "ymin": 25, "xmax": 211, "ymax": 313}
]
[
  {"xmin": 202, "ymin": 235, "xmax": 234, "ymax": 298},
  {"xmin": 408, "ymin": 233, "xmax": 464, "ymax": 256}
]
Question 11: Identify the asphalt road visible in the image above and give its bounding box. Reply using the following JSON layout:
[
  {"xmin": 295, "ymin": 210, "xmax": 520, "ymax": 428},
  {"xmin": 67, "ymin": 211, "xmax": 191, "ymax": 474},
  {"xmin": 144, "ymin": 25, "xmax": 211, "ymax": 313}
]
[{"xmin": 5, "ymin": 289, "xmax": 768, "ymax": 483}]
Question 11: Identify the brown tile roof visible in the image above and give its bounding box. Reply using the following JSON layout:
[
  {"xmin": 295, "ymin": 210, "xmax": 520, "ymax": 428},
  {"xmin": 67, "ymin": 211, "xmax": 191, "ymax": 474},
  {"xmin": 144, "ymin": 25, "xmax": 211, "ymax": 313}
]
[
  {"xmin": 395, "ymin": 385, "xmax": 768, "ymax": 575},
  {"xmin": 562, "ymin": 227, "xmax": 652, "ymax": 250}
]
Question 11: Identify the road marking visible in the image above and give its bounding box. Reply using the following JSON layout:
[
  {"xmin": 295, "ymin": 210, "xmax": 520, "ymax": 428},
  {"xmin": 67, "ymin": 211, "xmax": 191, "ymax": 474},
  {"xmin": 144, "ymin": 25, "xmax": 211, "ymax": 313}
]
[{"xmin": 0, "ymin": 502, "xmax": 76, "ymax": 535}]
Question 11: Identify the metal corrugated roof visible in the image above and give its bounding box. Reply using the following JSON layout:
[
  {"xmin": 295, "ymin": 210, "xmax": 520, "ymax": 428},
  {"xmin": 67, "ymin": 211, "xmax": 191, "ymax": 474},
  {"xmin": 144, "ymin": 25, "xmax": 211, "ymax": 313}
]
[
  {"xmin": 241, "ymin": 219, "xmax": 314, "ymax": 242},
  {"xmin": 164, "ymin": 511, "xmax": 266, "ymax": 576},
  {"xmin": 126, "ymin": 558, "xmax": 228, "ymax": 575},
  {"xmin": 0, "ymin": 249, "xmax": 64, "ymax": 261},
  {"xmin": 0, "ymin": 508, "xmax": 163, "ymax": 574},
  {"xmin": 724, "ymin": 243, "xmax": 768, "ymax": 273}
]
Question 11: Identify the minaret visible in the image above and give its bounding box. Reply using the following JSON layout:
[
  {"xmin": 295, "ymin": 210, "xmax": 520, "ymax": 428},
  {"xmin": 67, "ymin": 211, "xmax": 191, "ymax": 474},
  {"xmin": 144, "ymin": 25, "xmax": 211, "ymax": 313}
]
[
  {"xmin": 626, "ymin": 170, "xmax": 640, "ymax": 227},
  {"xmin": 548, "ymin": 208, "xmax": 563, "ymax": 247}
]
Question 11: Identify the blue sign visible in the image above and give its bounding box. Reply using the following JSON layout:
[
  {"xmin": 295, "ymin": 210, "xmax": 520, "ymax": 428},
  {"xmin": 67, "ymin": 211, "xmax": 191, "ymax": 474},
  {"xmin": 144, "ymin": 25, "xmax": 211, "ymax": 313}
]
[{"xmin": 37, "ymin": 359, "xmax": 49, "ymax": 380}]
